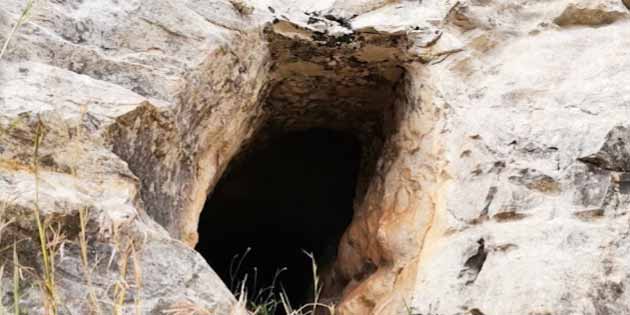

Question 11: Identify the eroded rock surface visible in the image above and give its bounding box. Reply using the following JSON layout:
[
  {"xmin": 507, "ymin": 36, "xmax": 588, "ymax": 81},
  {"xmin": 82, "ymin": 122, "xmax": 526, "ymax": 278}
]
[{"xmin": 1, "ymin": 0, "xmax": 630, "ymax": 314}]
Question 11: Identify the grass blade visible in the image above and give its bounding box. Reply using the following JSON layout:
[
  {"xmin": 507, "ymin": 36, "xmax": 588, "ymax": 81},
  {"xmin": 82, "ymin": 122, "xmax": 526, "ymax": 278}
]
[{"xmin": 0, "ymin": 0, "xmax": 35, "ymax": 60}]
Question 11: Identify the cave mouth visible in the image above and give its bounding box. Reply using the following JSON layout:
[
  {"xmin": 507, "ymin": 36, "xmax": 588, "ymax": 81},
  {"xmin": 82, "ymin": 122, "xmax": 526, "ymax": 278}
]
[{"xmin": 196, "ymin": 128, "xmax": 362, "ymax": 308}]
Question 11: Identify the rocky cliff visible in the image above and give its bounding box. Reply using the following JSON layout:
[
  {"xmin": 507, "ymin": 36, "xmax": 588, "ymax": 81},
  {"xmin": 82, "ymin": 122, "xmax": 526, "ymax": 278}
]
[{"xmin": 1, "ymin": 0, "xmax": 630, "ymax": 314}]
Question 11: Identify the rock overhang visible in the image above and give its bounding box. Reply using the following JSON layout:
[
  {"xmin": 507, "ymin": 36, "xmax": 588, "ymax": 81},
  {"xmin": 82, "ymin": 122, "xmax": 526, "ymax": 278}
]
[{"xmin": 261, "ymin": 17, "xmax": 413, "ymax": 134}]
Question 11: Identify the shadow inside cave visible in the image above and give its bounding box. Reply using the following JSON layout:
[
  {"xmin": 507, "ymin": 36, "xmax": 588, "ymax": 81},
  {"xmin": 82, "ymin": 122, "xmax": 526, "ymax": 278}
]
[{"xmin": 196, "ymin": 128, "xmax": 361, "ymax": 310}]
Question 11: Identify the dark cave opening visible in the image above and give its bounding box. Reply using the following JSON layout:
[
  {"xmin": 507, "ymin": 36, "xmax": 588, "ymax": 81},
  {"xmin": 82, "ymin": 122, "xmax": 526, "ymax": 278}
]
[{"xmin": 196, "ymin": 128, "xmax": 362, "ymax": 308}]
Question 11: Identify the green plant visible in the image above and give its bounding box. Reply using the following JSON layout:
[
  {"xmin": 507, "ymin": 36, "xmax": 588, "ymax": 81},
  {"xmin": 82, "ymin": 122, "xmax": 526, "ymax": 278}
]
[{"xmin": 0, "ymin": 0, "xmax": 35, "ymax": 60}]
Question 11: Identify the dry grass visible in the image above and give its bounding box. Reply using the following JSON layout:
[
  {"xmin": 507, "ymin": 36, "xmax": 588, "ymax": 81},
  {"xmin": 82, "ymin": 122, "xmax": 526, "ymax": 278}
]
[
  {"xmin": 0, "ymin": 264, "xmax": 5, "ymax": 314},
  {"xmin": 163, "ymin": 301, "xmax": 212, "ymax": 315},
  {"xmin": 79, "ymin": 207, "xmax": 102, "ymax": 315},
  {"xmin": 109, "ymin": 228, "xmax": 144, "ymax": 315},
  {"xmin": 109, "ymin": 229, "xmax": 134, "ymax": 315},
  {"xmin": 0, "ymin": 0, "xmax": 34, "ymax": 60},
  {"xmin": 0, "ymin": 82, "xmax": 332, "ymax": 315},
  {"xmin": 13, "ymin": 243, "xmax": 22, "ymax": 315},
  {"xmin": 162, "ymin": 251, "xmax": 336, "ymax": 315},
  {"xmin": 130, "ymin": 243, "xmax": 143, "ymax": 315},
  {"xmin": 0, "ymin": 218, "xmax": 14, "ymax": 245},
  {"xmin": 0, "ymin": 202, "xmax": 15, "ymax": 314},
  {"xmin": 33, "ymin": 118, "xmax": 60, "ymax": 314},
  {"xmin": 0, "ymin": 4, "xmax": 153, "ymax": 310},
  {"xmin": 278, "ymin": 252, "xmax": 335, "ymax": 315},
  {"xmin": 0, "ymin": 110, "xmax": 147, "ymax": 314},
  {"xmin": 231, "ymin": 250, "xmax": 336, "ymax": 315}
]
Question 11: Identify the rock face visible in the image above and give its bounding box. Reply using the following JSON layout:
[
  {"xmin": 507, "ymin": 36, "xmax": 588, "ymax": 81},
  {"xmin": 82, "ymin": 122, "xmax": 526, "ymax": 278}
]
[{"xmin": 1, "ymin": 0, "xmax": 630, "ymax": 314}]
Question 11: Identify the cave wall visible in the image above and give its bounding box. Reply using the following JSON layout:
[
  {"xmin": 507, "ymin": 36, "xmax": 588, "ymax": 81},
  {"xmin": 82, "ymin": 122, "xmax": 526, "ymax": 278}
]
[
  {"xmin": 1, "ymin": 0, "xmax": 630, "ymax": 314},
  {"xmin": 109, "ymin": 29, "xmax": 272, "ymax": 246},
  {"xmin": 320, "ymin": 63, "xmax": 449, "ymax": 314}
]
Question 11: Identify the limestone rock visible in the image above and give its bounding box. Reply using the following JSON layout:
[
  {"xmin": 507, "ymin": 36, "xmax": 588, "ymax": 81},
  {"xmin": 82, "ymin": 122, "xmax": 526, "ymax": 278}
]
[
  {"xmin": 579, "ymin": 125, "xmax": 630, "ymax": 172},
  {"xmin": 554, "ymin": 0, "xmax": 629, "ymax": 27},
  {"xmin": 1, "ymin": 0, "xmax": 630, "ymax": 314}
]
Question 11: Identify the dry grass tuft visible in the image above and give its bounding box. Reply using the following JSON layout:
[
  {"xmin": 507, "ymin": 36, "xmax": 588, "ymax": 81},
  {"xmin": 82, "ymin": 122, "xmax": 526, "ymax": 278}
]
[
  {"xmin": 230, "ymin": 250, "xmax": 336, "ymax": 315},
  {"xmin": 13, "ymin": 243, "xmax": 22, "ymax": 315},
  {"xmin": 79, "ymin": 207, "xmax": 102, "ymax": 315},
  {"xmin": 163, "ymin": 301, "xmax": 212, "ymax": 315},
  {"xmin": 33, "ymin": 117, "xmax": 60, "ymax": 314}
]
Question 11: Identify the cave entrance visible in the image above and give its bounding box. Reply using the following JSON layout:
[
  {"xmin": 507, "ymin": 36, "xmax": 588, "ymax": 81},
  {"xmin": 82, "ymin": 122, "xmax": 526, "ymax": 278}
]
[
  {"xmin": 196, "ymin": 128, "xmax": 362, "ymax": 308},
  {"xmin": 192, "ymin": 20, "xmax": 410, "ymax": 313}
]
